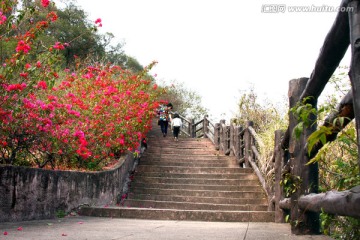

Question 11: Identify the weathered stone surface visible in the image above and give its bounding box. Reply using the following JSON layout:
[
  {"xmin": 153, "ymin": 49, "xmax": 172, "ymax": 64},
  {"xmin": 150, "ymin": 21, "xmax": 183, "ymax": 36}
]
[{"xmin": 0, "ymin": 153, "xmax": 136, "ymax": 222}]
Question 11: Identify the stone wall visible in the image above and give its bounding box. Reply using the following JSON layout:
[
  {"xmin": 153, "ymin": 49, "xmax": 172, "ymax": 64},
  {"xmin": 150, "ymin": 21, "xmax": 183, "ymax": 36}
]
[{"xmin": 0, "ymin": 153, "xmax": 136, "ymax": 222}]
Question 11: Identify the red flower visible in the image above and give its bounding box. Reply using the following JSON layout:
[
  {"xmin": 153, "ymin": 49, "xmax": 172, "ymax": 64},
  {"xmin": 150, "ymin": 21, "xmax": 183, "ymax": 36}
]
[
  {"xmin": 53, "ymin": 42, "xmax": 65, "ymax": 50},
  {"xmin": 36, "ymin": 21, "xmax": 48, "ymax": 29},
  {"xmin": 6, "ymin": 83, "xmax": 27, "ymax": 91},
  {"xmin": 20, "ymin": 72, "xmax": 28, "ymax": 78},
  {"xmin": 41, "ymin": 0, "xmax": 50, "ymax": 7},
  {"xmin": 95, "ymin": 18, "xmax": 102, "ymax": 27},
  {"xmin": 47, "ymin": 12, "xmax": 58, "ymax": 22},
  {"xmin": 37, "ymin": 81, "xmax": 47, "ymax": 90},
  {"xmin": 0, "ymin": 11, "xmax": 7, "ymax": 25},
  {"xmin": 15, "ymin": 40, "xmax": 31, "ymax": 54}
]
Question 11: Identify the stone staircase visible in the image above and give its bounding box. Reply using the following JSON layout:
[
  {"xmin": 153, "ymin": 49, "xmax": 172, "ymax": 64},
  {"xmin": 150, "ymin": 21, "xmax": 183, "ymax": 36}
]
[{"xmin": 79, "ymin": 122, "xmax": 274, "ymax": 222}]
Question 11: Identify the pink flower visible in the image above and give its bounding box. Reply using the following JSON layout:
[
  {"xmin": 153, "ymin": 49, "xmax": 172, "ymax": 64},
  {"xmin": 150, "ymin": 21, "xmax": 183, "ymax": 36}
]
[
  {"xmin": 74, "ymin": 130, "xmax": 85, "ymax": 139},
  {"xmin": 20, "ymin": 72, "xmax": 28, "ymax": 78},
  {"xmin": 37, "ymin": 81, "xmax": 47, "ymax": 90},
  {"xmin": 47, "ymin": 11, "xmax": 57, "ymax": 22},
  {"xmin": 3, "ymin": 231, "xmax": 8, "ymax": 235},
  {"xmin": 6, "ymin": 83, "xmax": 27, "ymax": 92},
  {"xmin": 0, "ymin": 11, "xmax": 7, "ymax": 25},
  {"xmin": 16, "ymin": 40, "xmax": 31, "ymax": 54},
  {"xmin": 53, "ymin": 42, "xmax": 65, "ymax": 50},
  {"xmin": 41, "ymin": 0, "xmax": 50, "ymax": 7},
  {"xmin": 95, "ymin": 18, "xmax": 102, "ymax": 27},
  {"xmin": 17, "ymin": 226, "xmax": 23, "ymax": 231}
]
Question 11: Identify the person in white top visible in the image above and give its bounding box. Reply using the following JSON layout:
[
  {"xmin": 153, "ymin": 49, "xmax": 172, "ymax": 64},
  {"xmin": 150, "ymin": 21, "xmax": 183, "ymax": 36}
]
[{"xmin": 171, "ymin": 113, "xmax": 182, "ymax": 141}]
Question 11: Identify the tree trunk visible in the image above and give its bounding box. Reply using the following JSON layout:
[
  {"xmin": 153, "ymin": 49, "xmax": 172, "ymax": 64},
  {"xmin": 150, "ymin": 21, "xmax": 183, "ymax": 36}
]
[
  {"xmin": 300, "ymin": 0, "xmax": 350, "ymax": 103},
  {"xmin": 348, "ymin": 0, "xmax": 360, "ymax": 170},
  {"xmin": 288, "ymin": 78, "xmax": 320, "ymax": 235}
]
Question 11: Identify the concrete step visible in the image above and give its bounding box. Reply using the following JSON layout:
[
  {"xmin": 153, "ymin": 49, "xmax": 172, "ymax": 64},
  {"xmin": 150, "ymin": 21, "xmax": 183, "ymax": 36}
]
[
  {"xmin": 145, "ymin": 143, "xmax": 217, "ymax": 149},
  {"xmin": 132, "ymin": 177, "xmax": 260, "ymax": 186},
  {"xmin": 141, "ymin": 153, "xmax": 233, "ymax": 160},
  {"xmin": 133, "ymin": 172, "xmax": 259, "ymax": 180},
  {"xmin": 141, "ymin": 155, "xmax": 233, "ymax": 162},
  {"xmin": 79, "ymin": 207, "xmax": 275, "ymax": 222},
  {"xmin": 130, "ymin": 182, "xmax": 261, "ymax": 191},
  {"xmin": 126, "ymin": 193, "xmax": 268, "ymax": 205},
  {"xmin": 135, "ymin": 165, "xmax": 253, "ymax": 174},
  {"xmin": 144, "ymin": 151, "xmax": 220, "ymax": 156},
  {"xmin": 128, "ymin": 188, "xmax": 265, "ymax": 199},
  {"xmin": 121, "ymin": 199, "xmax": 269, "ymax": 211},
  {"xmin": 137, "ymin": 160, "xmax": 238, "ymax": 168}
]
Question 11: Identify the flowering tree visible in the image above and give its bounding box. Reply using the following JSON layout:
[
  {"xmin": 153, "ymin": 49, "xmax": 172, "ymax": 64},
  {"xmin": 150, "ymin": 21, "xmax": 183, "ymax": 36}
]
[{"xmin": 0, "ymin": 0, "xmax": 162, "ymax": 170}]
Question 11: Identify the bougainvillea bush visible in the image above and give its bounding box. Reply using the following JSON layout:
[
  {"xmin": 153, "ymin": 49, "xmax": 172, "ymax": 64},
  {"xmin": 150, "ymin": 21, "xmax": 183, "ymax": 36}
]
[{"xmin": 0, "ymin": 0, "xmax": 161, "ymax": 170}]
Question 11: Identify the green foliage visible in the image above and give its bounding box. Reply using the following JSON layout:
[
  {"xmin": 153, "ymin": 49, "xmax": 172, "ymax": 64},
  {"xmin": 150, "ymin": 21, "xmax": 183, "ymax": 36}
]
[
  {"xmin": 314, "ymin": 126, "xmax": 360, "ymax": 191},
  {"xmin": 236, "ymin": 86, "xmax": 287, "ymax": 133},
  {"xmin": 289, "ymin": 66, "xmax": 360, "ymax": 239},
  {"xmin": 321, "ymin": 211, "xmax": 360, "ymax": 240},
  {"xmin": 280, "ymin": 172, "xmax": 302, "ymax": 197},
  {"xmin": 158, "ymin": 79, "xmax": 208, "ymax": 120},
  {"xmin": 235, "ymin": 86, "xmax": 288, "ymax": 191},
  {"xmin": 56, "ymin": 209, "xmax": 67, "ymax": 218},
  {"xmin": 306, "ymin": 126, "xmax": 333, "ymax": 158}
]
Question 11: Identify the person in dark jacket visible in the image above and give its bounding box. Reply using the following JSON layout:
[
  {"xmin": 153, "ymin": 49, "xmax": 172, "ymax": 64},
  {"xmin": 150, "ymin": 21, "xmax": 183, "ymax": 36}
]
[{"xmin": 157, "ymin": 103, "xmax": 173, "ymax": 137}]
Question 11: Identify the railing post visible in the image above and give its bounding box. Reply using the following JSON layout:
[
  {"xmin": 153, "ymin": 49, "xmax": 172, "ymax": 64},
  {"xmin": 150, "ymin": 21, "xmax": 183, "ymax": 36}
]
[
  {"xmin": 214, "ymin": 122, "xmax": 220, "ymax": 150},
  {"xmin": 225, "ymin": 125, "xmax": 230, "ymax": 156},
  {"xmin": 203, "ymin": 115, "xmax": 209, "ymax": 138},
  {"xmin": 190, "ymin": 119, "xmax": 196, "ymax": 138},
  {"xmin": 229, "ymin": 123, "xmax": 235, "ymax": 157},
  {"xmin": 244, "ymin": 121, "xmax": 253, "ymax": 168},
  {"xmin": 274, "ymin": 130, "xmax": 286, "ymax": 223},
  {"xmin": 219, "ymin": 119, "xmax": 226, "ymax": 154},
  {"xmin": 348, "ymin": 1, "xmax": 360, "ymax": 170},
  {"xmin": 234, "ymin": 125, "xmax": 240, "ymax": 160},
  {"xmin": 288, "ymin": 78, "xmax": 319, "ymax": 234},
  {"xmin": 238, "ymin": 126, "xmax": 244, "ymax": 167}
]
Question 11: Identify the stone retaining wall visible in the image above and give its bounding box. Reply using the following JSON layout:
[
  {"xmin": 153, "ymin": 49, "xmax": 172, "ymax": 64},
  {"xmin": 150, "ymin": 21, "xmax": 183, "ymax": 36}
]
[{"xmin": 0, "ymin": 152, "xmax": 136, "ymax": 222}]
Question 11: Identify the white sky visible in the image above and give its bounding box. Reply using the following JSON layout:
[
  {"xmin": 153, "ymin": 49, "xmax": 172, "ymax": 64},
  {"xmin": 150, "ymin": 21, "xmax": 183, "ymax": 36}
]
[{"xmin": 62, "ymin": 0, "xmax": 352, "ymax": 120}]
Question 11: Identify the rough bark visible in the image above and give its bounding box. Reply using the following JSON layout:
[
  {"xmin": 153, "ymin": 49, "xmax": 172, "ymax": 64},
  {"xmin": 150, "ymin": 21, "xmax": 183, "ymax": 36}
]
[
  {"xmin": 300, "ymin": 0, "xmax": 350, "ymax": 102},
  {"xmin": 348, "ymin": 0, "xmax": 360, "ymax": 169},
  {"xmin": 298, "ymin": 186, "xmax": 360, "ymax": 218},
  {"xmin": 288, "ymin": 78, "xmax": 320, "ymax": 235}
]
